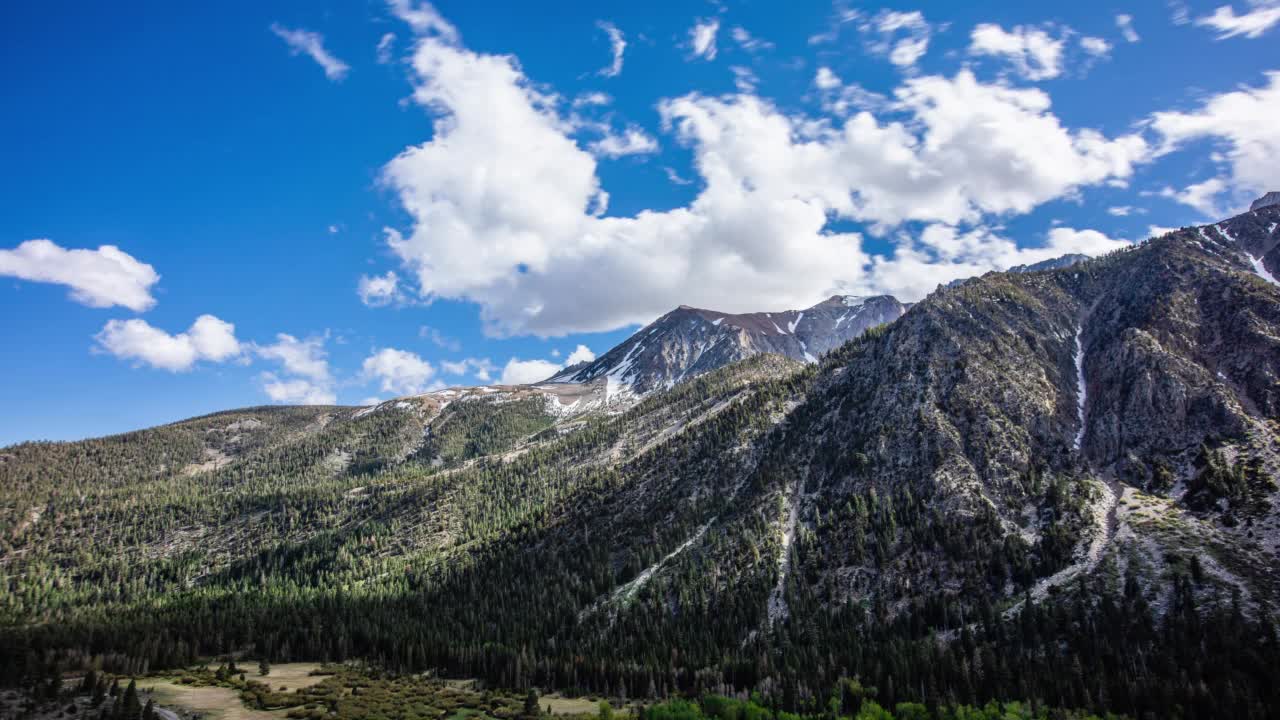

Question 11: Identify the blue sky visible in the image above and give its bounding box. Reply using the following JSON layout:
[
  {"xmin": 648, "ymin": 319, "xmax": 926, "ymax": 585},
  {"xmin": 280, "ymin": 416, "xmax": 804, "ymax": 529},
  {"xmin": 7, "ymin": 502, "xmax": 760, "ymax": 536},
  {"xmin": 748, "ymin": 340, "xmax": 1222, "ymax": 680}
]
[{"xmin": 2, "ymin": 0, "xmax": 1278, "ymax": 444}]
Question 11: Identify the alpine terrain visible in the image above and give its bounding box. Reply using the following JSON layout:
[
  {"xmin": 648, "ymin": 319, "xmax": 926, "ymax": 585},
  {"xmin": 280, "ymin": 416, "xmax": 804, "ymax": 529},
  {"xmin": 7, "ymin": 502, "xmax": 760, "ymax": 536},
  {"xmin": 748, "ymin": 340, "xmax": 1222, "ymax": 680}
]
[{"xmin": 3, "ymin": 199, "xmax": 1280, "ymax": 719}]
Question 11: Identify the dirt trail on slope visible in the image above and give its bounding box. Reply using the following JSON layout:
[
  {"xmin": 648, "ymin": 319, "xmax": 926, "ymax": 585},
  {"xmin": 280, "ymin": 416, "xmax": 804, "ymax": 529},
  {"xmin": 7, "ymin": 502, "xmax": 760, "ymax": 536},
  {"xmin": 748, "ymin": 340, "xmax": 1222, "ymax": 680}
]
[{"xmin": 1004, "ymin": 477, "xmax": 1120, "ymax": 618}]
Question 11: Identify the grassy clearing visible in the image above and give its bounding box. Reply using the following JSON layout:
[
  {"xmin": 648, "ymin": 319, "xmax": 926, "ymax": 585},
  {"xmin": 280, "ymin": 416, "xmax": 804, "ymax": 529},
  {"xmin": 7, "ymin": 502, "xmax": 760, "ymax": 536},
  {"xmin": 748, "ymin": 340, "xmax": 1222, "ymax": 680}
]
[
  {"xmin": 541, "ymin": 695, "xmax": 606, "ymax": 716},
  {"xmin": 135, "ymin": 681, "xmax": 280, "ymax": 720},
  {"xmin": 136, "ymin": 663, "xmax": 327, "ymax": 720}
]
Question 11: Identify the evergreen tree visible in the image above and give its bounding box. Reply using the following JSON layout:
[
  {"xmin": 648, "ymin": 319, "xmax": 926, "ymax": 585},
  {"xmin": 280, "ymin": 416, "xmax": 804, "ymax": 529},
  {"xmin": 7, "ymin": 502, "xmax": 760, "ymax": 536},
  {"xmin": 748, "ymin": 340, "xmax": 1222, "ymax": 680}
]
[{"xmin": 523, "ymin": 689, "xmax": 540, "ymax": 719}]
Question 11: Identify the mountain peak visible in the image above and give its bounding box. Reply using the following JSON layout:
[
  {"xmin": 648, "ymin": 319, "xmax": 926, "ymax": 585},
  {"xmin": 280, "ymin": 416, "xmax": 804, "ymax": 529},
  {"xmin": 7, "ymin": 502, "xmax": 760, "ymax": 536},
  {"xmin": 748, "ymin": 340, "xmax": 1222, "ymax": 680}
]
[
  {"xmin": 550, "ymin": 294, "xmax": 907, "ymax": 396},
  {"xmin": 1250, "ymin": 191, "xmax": 1280, "ymax": 212}
]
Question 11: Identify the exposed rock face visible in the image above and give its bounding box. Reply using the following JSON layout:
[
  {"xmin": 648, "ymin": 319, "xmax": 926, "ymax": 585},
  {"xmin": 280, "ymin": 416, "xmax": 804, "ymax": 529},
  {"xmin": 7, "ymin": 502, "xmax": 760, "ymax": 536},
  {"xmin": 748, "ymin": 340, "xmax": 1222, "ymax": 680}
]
[
  {"xmin": 548, "ymin": 294, "xmax": 906, "ymax": 396},
  {"xmin": 1008, "ymin": 253, "xmax": 1091, "ymax": 274},
  {"xmin": 1249, "ymin": 191, "xmax": 1280, "ymax": 212}
]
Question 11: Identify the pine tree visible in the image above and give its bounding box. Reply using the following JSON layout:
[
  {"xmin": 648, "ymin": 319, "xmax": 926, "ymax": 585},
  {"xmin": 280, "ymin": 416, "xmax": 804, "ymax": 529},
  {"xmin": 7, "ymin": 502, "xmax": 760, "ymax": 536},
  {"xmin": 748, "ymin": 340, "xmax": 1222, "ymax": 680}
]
[
  {"xmin": 523, "ymin": 689, "xmax": 540, "ymax": 719},
  {"xmin": 258, "ymin": 659, "xmax": 271, "ymax": 677},
  {"xmin": 121, "ymin": 680, "xmax": 141, "ymax": 720}
]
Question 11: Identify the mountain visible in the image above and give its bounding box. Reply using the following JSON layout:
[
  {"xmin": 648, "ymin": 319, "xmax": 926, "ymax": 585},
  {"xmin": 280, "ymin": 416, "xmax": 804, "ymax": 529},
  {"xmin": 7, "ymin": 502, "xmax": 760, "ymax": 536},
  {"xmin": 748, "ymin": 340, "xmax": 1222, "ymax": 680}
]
[
  {"xmin": 947, "ymin": 252, "xmax": 1091, "ymax": 289},
  {"xmin": 1251, "ymin": 190, "xmax": 1280, "ymax": 212},
  {"xmin": 1007, "ymin": 252, "xmax": 1091, "ymax": 273},
  {"xmin": 3, "ymin": 199, "xmax": 1280, "ymax": 716},
  {"xmin": 548, "ymin": 294, "xmax": 906, "ymax": 397}
]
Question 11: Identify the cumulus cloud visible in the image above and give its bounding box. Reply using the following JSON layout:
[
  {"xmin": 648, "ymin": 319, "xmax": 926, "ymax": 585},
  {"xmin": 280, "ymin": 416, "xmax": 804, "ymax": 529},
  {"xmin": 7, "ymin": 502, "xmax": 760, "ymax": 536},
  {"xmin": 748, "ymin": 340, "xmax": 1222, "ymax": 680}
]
[
  {"xmin": 565, "ymin": 344, "xmax": 596, "ymax": 365},
  {"xmin": 261, "ymin": 376, "xmax": 337, "ymax": 405},
  {"xmin": 440, "ymin": 357, "xmax": 496, "ymax": 382},
  {"xmin": 270, "ymin": 24, "xmax": 350, "ymax": 81},
  {"xmin": 1115, "ymin": 14, "xmax": 1141, "ymax": 42},
  {"xmin": 689, "ymin": 18, "xmax": 720, "ymax": 60},
  {"xmin": 254, "ymin": 333, "xmax": 335, "ymax": 404},
  {"xmin": 812, "ymin": 67, "xmax": 888, "ymax": 114},
  {"xmin": 1079, "ymin": 36, "xmax": 1112, "ymax": 57},
  {"xmin": 1149, "ymin": 71, "xmax": 1280, "ymax": 197},
  {"xmin": 95, "ymin": 315, "xmax": 241, "ymax": 372},
  {"xmin": 387, "ymin": 0, "xmax": 459, "ymax": 42},
  {"xmin": 969, "ymin": 23, "xmax": 1066, "ymax": 81},
  {"xmin": 362, "ymin": 347, "xmax": 439, "ymax": 395},
  {"xmin": 1195, "ymin": 2, "xmax": 1280, "ymax": 39},
  {"xmin": 862, "ymin": 225, "xmax": 1130, "ymax": 299},
  {"xmin": 498, "ymin": 344, "xmax": 595, "ymax": 385},
  {"xmin": 500, "ymin": 358, "xmax": 562, "ymax": 385},
  {"xmin": 597, "ymin": 21, "xmax": 626, "ymax": 77},
  {"xmin": 1159, "ymin": 177, "xmax": 1228, "ymax": 216},
  {"xmin": 589, "ymin": 126, "xmax": 660, "ymax": 158},
  {"xmin": 358, "ymin": 270, "xmax": 402, "ymax": 306},
  {"xmin": 379, "ymin": 13, "xmax": 1148, "ymax": 336},
  {"xmin": 0, "ymin": 239, "xmax": 160, "ymax": 311},
  {"xmin": 862, "ymin": 10, "xmax": 932, "ymax": 68}
]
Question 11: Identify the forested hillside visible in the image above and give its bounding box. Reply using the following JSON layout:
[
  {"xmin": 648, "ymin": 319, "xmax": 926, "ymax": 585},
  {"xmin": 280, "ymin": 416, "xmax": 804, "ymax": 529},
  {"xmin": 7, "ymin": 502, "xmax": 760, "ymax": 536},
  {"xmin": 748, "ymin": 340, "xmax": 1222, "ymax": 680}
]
[{"xmin": 3, "ymin": 206, "xmax": 1280, "ymax": 719}]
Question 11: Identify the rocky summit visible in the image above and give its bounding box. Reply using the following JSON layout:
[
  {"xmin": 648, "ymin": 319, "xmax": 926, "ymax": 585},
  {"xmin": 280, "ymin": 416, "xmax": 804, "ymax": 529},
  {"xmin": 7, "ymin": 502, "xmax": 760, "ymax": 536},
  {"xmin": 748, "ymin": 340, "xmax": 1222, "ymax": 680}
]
[{"xmin": 548, "ymin": 294, "xmax": 906, "ymax": 397}]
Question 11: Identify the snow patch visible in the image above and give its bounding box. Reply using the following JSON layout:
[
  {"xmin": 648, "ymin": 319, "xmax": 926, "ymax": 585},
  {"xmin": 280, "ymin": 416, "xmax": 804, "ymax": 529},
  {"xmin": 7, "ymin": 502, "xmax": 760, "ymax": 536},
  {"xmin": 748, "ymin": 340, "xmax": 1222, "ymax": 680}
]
[
  {"xmin": 711, "ymin": 317, "xmax": 723, "ymax": 326},
  {"xmin": 1248, "ymin": 254, "xmax": 1279, "ymax": 286},
  {"xmin": 771, "ymin": 320, "xmax": 787, "ymax": 335},
  {"xmin": 787, "ymin": 312, "xmax": 804, "ymax": 334}
]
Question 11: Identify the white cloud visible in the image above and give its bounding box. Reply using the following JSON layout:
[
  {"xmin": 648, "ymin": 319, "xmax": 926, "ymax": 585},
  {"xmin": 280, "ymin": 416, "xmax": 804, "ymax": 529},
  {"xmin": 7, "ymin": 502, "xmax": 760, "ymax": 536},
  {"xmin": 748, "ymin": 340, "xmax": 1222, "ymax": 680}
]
[
  {"xmin": 573, "ymin": 92, "xmax": 612, "ymax": 108},
  {"xmin": 0, "ymin": 239, "xmax": 160, "ymax": 311},
  {"xmin": 968, "ymin": 23, "xmax": 1066, "ymax": 81},
  {"xmin": 376, "ymin": 32, "xmax": 397, "ymax": 64},
  {"xmin": 1160, "ymin": 177, "xmax": 1228, "ymax": 216},
  {"xmin": 812, "ymin": 67, "xmax": 888, "ymax": 114},
  {"xmin": 358, "ymin": 270, "xmax": 402, "ymax": 306},
  {"xmin": 498, "ymin": 344, "xmax": 594, "ymax": 385},
  {"xmin": 386, "ymin": 0, "xmax": 459, "ymax": 42},
  {"xmin": 440, "ymin": 357, "xmax": 496, "ymax": 382},
  {"xmin": 862, "ymin": 10, "xmax": 932, "ymax": 68},
  {"xmin": 380, "ymin": 17, "xmax": 1148, "ymax": 336},
  {"xmin": 565, "ymin": 344, "xmax": 596, "ymax": 365},
  {"xmin": 1149, "ymin": 71, "xmax": 1280, "ymax": 197},
  {"xmin": 261, "ymin": 375, "xmax": 337, "ymax": 405},
  {"xmin": 863, "ymin": 225, "xmax": 1129, "ymax": 299},
  {"xmin": 1195, "ymin": 2, "xmax": 1280, "ymax": 39},
  {"xmin": 689, "ymin": 18, "xmax": 720, "ymax": 60},
  {"xmin": 730, "ymin": 26, "xmax": 774, "ymax": 53},
  {"xmin": 664, "ymin": 166, "xmax": 693, "ymax": 185},
  {"xmin": 1107, "ymin": 205, "xmax": 1142, "ymax": 216},
  {"xmin": 419, "ymin": 325, "xmax": 461, "ymax": 351},
  {"xmin": 362, "ymin": 347, "xmax": 439, "ymax": 395},
  {"xmin": 1079, "ymin": 36, "xmax": 1112, "ymax": 56},
  {"xmin": 589, "ymin": 126, "xmax": 659, "ymax": 158},
  {"xmin": 1115, "ymin": 14, "xmax": 1141, "ymax": 42},
  {"xmin": 270, "ymin": 24, "xmax": 350, "ymax": 81},
  {"xmin": 255, "ymin": 333, "xmax": 331, "ymax": 381},
  {"xmin": 730, "ymin": 66, "xmax": 759, "ymax": 93},
  {"xmin": 597, "ymin": 21, "xmax": 626, "ymax": 77},
  {"xmin": 814, "ymin": 67, "xmax": 841, "ymax": 90},
  {"xmin": 500, "ymin": 357, "xmax": 563, "ymax": 385},
  {"xmin": 255, "ymin": 333, "xmax": 335, "ymax": 404},
  {"xmin": 95, "ymin": 314, "xmax": 241, "ymax": 372}
]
